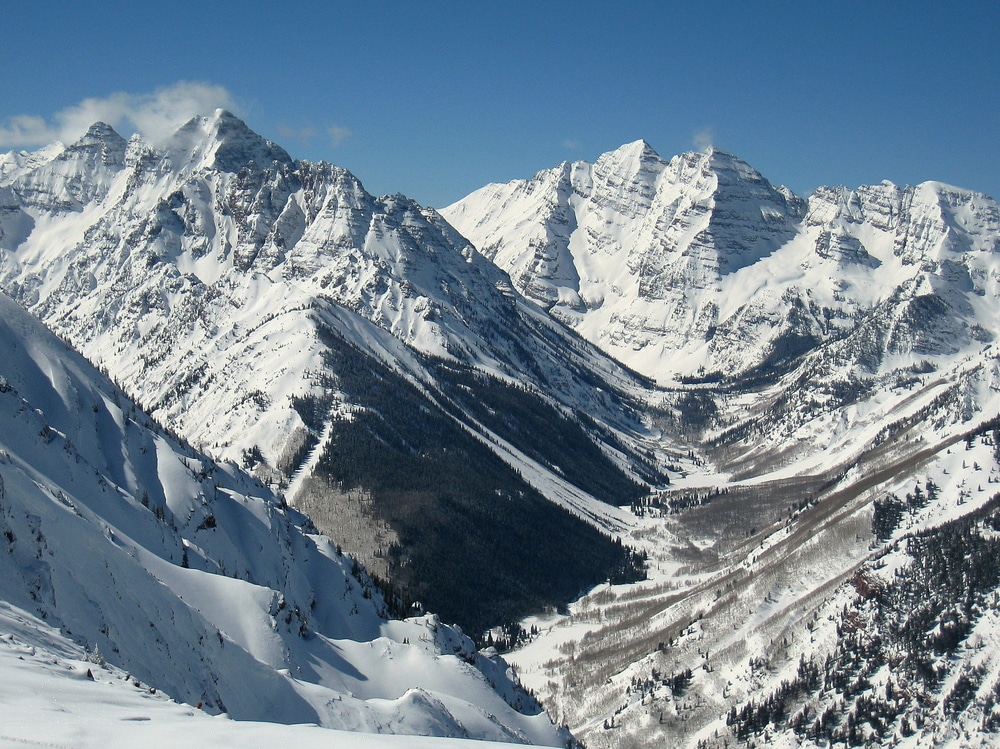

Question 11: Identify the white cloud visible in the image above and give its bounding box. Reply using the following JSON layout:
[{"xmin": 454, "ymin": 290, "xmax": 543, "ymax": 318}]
[
  {"xmin": 692, "ymin": 127, "xmax": 715, "ymax": 152},
  {"xmin": 277, "ymin": 124, "xmax": 318, "ymax": 142},
  {"xmin": 327, "ymin": 125, "xmax": 351, "ymax": 147},
  {"xmin": 0, "ymin": 82, "xmax": 241, "ymax": 148},
  {"xmin": 562, "ymin": 139, "xmax": 581, "ymax": 150}
]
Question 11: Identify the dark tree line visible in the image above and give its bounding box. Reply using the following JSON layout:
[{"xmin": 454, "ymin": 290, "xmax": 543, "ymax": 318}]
[
  {"xmin": 872, "ymin": 479, "xmax": 938, "ymax": 541},
  {"xmin": 429, "ymin": 361, "xmax": 649, "ymax": 505}
]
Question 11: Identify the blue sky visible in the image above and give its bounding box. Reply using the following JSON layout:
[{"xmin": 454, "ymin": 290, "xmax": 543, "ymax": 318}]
[{"xmin": 3, "ymin": 1, "xmax": 998, "ymax": 207}]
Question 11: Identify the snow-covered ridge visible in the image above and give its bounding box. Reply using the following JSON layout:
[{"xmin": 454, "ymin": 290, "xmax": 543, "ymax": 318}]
[
  {"xmin": 0, "ymin": 290, "xmax": 569, "ymax": 745},
  {"xmin": 442, "ymin": 142, "xmax": 1000, "ymax": 383},
  {"xmin": 0, "ymin": 112, "xmax": 654, "ymax": 477}
]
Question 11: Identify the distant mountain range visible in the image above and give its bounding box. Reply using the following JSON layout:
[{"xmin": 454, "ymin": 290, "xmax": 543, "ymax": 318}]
[
  {"xmin": 442, "ymin": 140, "xmax": 999, "ymax": 383},
  {"xmin": 3, "ymin": 112, "xmax": 1000, "ymax": 747}
]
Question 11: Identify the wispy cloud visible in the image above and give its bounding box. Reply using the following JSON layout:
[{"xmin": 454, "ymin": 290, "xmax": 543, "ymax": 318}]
[
  {"xmin": 327, "ymin": 125, "xmax": 351, "ymax": 147},
  {"xmin": 562, "ymin": 139, "xmax": 581, "ymax": 150},
  {"xmin": 0, "ymin": 82, "xmax": 241, "ymax": 148},
  {"xmin": 692, "ymin": 127, "xmax": 715, "ymax": 152},
  {"xmin": 276, "ymin": 124, "xmax": 317, "ymax": 142}
]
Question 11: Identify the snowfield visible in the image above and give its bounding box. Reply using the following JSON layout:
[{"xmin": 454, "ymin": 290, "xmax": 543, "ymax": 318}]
[{"xmin": 0, "ymin": 601, "xmax": 537, "ymax": 749}]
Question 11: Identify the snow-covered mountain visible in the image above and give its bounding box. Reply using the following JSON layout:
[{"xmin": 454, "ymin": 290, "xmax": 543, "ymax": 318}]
[
  {"xmin": 8, "ymin": 115, "xmax": 1000, "ymax": 749},
  {"xmin": 0, "ymin": 289, "xmax": 570, "ymax": 746},
  {"xmin": 442, "ymin": 142, "xmax": 1000, "ymax": 383},
  {"xmin": 0, "ymin": 111, "xmax": 663, "ymax": 636}
]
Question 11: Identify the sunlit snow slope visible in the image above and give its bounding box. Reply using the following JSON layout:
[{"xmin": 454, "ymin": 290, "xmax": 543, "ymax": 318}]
[
  {"xmin": 0, "ymin": 291, "xmax": 570, "ymax": 746},
  {"xmin": 0, "ymin": 601, "xmax": 559, "ymax": 749}
]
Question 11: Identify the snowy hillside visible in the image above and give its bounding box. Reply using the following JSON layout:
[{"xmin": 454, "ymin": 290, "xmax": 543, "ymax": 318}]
[
  {"xmin": 0, "ymin": 291, "xmax": 571, "ymax": 746},
  {"xmin": 504, "ymin": 397, "xmax": 1000, "ymax": 748},
  {"xmin": 0, "ymin": 601, "xmax": 561, "ymax": 749}
]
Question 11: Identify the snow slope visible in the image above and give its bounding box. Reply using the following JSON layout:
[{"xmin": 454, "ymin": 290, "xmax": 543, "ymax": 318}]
[
  {"xmin": 0, "ymin": 600, "xmax": 541, "ymax": 749},
  {"xmin": 0, "ymin": 291, "xmax": 570, "ymax": 745}
]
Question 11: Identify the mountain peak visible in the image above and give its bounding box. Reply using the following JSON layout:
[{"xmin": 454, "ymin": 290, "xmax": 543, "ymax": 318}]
[
  {"xmin": 81, "ymin": 121, "xmax": 124, "ymax": 141},
  {"xmin": 598, "ymin": 139, "xmax": 667, "ymax": 171},
  {"xmin": 698, "ymin": 146, "xmax": 767, "ymax": 183},
  {"xmin": 62, "ymin": 121, "xmax": 127, "ymax": 167},
  {"xmin": 211, "ymin": 107, "xmax": 238, "ymax": 121},
  {"xmin": 168, "ymin": 110, "xmax": 292, "ymax": 172},
  {"xmin": 673, "ymin": 147, "xmax": 805, "ymax": 216},
  {"xmin": 175, "ymin": 108, "xmax": 243, "ymax": 133},
  {"xmin": 589, "ymin": 140, "xmax": 669, "ymax": 199},
  {"xmin": 622, "ymin": 138, "xmax": 660, "ymax": 157}
]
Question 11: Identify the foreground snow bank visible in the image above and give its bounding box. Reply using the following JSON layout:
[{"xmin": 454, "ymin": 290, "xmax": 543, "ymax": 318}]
[{"xmin": 0, "ymin": 601, "xmax": 527, "ymax": 749}]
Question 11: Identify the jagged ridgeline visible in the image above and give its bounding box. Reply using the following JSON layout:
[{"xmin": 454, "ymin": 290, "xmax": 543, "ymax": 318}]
[
  {"xmin": 443, "ymin": 142, "xmax": 1000, "ymax": 386},
  {"xmin": 307, "ymin": 323, "xmax": 646, "ymax": 635}
]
